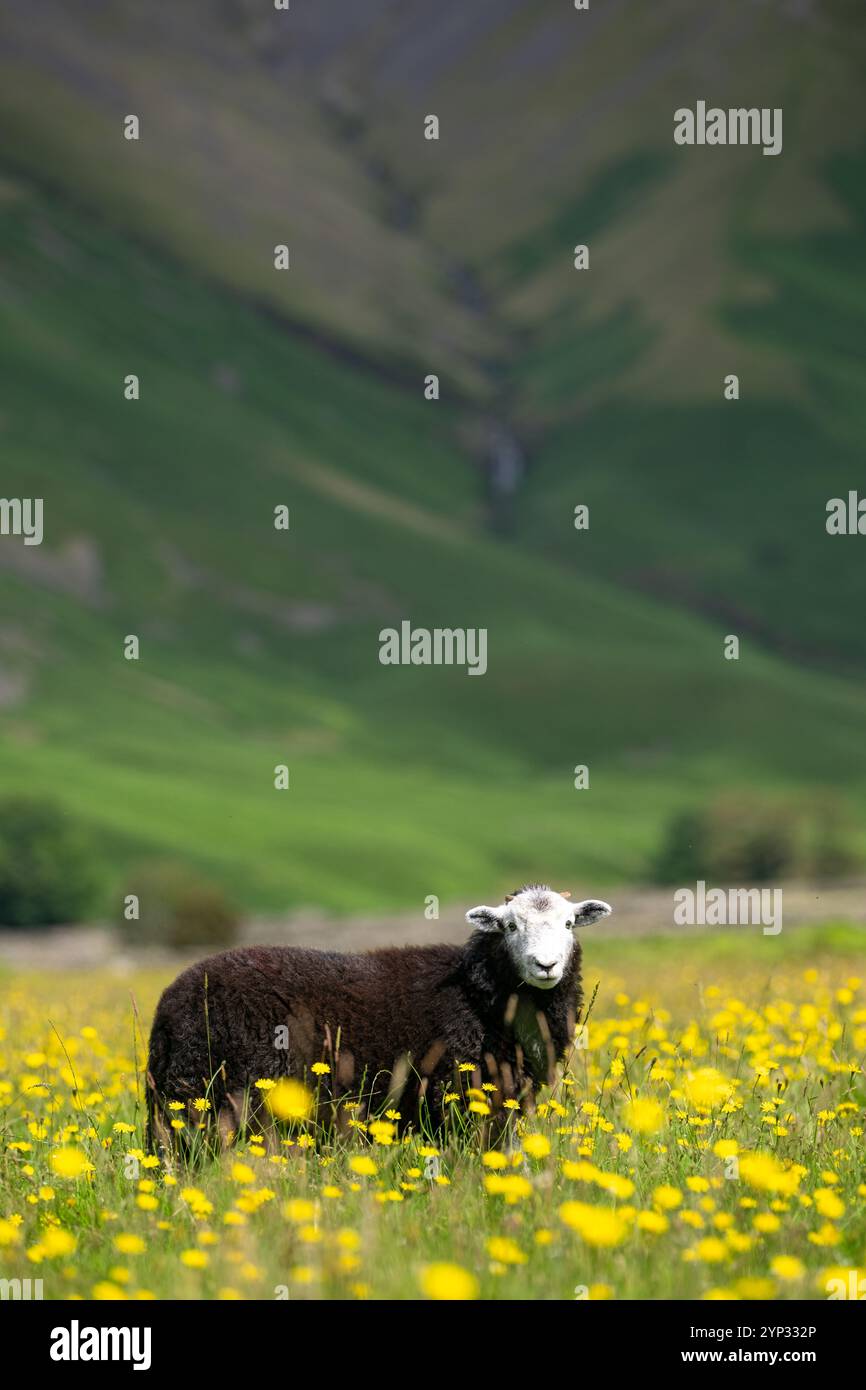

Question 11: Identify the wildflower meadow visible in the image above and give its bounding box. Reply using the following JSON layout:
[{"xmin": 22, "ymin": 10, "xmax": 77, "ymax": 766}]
[{"xmin": 1, "ymin": 928, "xmax": 863, "ymax": 1302}]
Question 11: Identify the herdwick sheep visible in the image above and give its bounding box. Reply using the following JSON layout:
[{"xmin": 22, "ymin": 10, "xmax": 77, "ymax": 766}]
[{"xmin": 145, "ymin": 884, "xmax": 611, "ymax": 1153}]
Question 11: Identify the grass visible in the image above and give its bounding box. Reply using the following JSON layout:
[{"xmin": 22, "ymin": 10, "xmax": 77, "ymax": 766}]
[{"xmin": 0, "ymin": 928, "xmax": 863, "ymax": 1300}]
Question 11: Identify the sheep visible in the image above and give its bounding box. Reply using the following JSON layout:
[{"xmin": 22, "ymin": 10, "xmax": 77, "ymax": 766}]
[{"xmin": 145, "ymin": 884, "xmax": 611, "ymax": 1153}]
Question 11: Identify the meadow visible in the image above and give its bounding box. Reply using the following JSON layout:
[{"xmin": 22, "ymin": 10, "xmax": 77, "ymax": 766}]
[
  {"xmin": 1, "ymin": 927, "xmax": 863, "ymax": 1301},
  {"xmin": 1, "ymin": 2, "xmax": 865, "ymax": 1308}
]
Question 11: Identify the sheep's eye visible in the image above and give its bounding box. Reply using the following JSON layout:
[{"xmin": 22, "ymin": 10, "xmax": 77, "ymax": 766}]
[{"xmin": 507, "ymin": 922, "xmax": 518, "ymax": 933}]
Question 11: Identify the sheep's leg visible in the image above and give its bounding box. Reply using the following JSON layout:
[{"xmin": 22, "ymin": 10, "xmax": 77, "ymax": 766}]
[
  {"xmin": 145, "ymin": 1070, "xmax": 176, "ymax": 1169},
  {"xmin": 149, "ymin": 1101, "xmax": 175, "ymax": 1169},
  {"xmin": 218, "ymin": 1090, "xmax": 247, "ymax": 1151},
  {"xmin": 249, "ymin": 1107, "xmax": 281, "ymax": 1155}
]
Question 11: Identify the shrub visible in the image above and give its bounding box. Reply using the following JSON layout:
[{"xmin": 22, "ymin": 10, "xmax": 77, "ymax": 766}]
[
  {"xmin": 653, "ymin": 792, "xmax": 860, "ymax": 884},
  {"xmin": 121, "ymin": 861, "xmax": 238, "ymax": 949},
  {"xmin": 800, "ymin": 793, "xmax": 860, "ymax": 881},
  {"xmin": 653, "ymin": 809, "xmax": 710, "ymax": 885},
  {"xmin": 0, "ymin": 797, "xmax": 98, "ymax": 928},
  {"xmin": 701, "ymin": 795, "xmax": 797, "ymax": 882}
]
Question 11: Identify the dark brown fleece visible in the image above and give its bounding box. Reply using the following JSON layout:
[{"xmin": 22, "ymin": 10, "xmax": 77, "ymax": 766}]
[{"xmin": 146, "ymin": 931, "xmax": 583, "ymax": 1148}]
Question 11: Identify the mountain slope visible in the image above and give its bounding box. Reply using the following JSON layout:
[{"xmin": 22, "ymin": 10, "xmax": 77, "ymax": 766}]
[{"xmin": 2, "ymin": 179, "xmax": 866, "ymax": 909}]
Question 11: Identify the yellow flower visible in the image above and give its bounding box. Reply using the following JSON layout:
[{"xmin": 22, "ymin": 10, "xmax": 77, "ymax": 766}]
[
  {"xmin": 623, "ymin": 1097, "xmax": 665, "ymax": 1135},
  {"xmin": 49, "ymin": 1147, "xmax": 93, "ymax": 1179},
  {"xmin": 712, "ymin": 1139, "xmax": 738, "ymax": 1158},
  {"xmin": 0, "ymin": 1219, "xmax": 22, "ymax": 1247},
  {"xmin": 595, "ymin": 1172, "xmax": 635, "ymax": 1199},
  {"xmin": 689, "ymin": 1238, "xmax": 728, "ymax": 1264},
  {"xmin": 753, "ymin": 1213, "xmax": 780, "ymax": 1234},
  {"xmin": 559, "ymin": 1202, "xmax": 627, "ymax": 1247},
  {"xmin": 283, "ymin": 1199, "xmax": 317, "ymax": 1224},
  {"xmin": 637, "ymin": 1210, "xmax": 669, "ymax": 1234},
  {"xmin": 683, "ymin": 1068, "xmax": 734, "ymax": 1112},
  {"xmin": 482, "ymin": 1150, "xmax": 508, "ymax": 1170},
  {"xmin": 652, "ymin": 1185, "xmax": 683, "ymax": 1210},
  {"xmin": 522, "ymin": 1135, "xmax": 550, "ymax": 1160},
  {"xmin": 369, "ymin": 1120, "xmax": 395, "ymax": 1146},
  {"xmin": 180, "ymin": 1249, "xmax": 208, "ymax": 1269},
  {"xmin": 486, "ymin": 1236, "xmax": 527, "ymax": 1265},
  {"xmin": 738, "ymin": 1152, "xmax": 800, "ymax": 1195},
  {"xmin": 483, "ymin": 1173, "xmax": 532, "ymax": 1202},
  {"xmin": 311, "ymin": 1063, "xmax": 331, "ymax": 1076},
  {"xmin": 419, "ymin": 1262, "xmax": 479, "ymax": 1301},
  {"xmin": 814, "ymin": 1188, "xmax": 845, "ymax": 1220},
  {"xmin": 686, "ymin": 1176, "xmax": 710, "ymax": 1193},
  {"xmin": 808, "ymin": 1223, "xmax": 841, "ymax": 1247},
  {"xmin": 114, "ymin": 1234, "xmax": 146, "ymax": 1255},
  {"xmin": 562, "ymin": 1160, "xmax": 599, "ymax": 1182},
  {"xmin": 771, "ymin": 1256, "xmax": 804, "ymax": 1281},
  {"xmin": 349, "ymin": 1156, "xmax": 377, "ymax": 1177},
  {"xmin": 180, "ymin": 1187, "xmax": 213, "ymax": 1217},
  {"xmin": 40, "ymin": 1227, "xmax": 77, "ymax": 1258},
  {"xmin": 266, "ymin": 1078, "xmax": 313, "ymax": 1122},
  {"xmin": 734, "ymin": 1278, "xmax": 775, "ymax": 1301},
  {"xmin": 588, "ymin": 1283, "xmax": 614, "ymax": 1300}
]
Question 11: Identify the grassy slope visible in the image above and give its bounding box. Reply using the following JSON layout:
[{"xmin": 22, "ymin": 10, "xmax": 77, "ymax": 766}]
[
  {"xmin": 3, "ymin": 181, "xmax": 866, "ymax": 913},
  {"xmin": 1, "ymin": 4, "xmax": 866, "ymax": 912}
]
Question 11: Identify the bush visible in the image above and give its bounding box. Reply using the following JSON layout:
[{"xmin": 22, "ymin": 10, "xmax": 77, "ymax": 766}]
[
  {"xmin": 652, "ymin": 809, "xmax": 710, "ymax": 885},
  {"xmin": 699, "ymin": 795, "xmax": 797, "ymax": 882},
  {"xmin": 800, "ymin": 793, "xmax": 860, "ymax": 881},
  {"xmin": 121, "ymin": 861, "xmax": 239, "ymax": 949},
  {"xmin": 0, "ymin": 797, "xmax": 98, "ymax": 928},
  {"xmin": 653, "ymin": 791, "xmax": 860, "ymax": 884}
]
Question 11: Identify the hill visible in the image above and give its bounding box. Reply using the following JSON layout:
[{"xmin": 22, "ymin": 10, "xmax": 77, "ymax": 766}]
[{"xmin": 1, "ymin": 2, "xmax": 865, "ymax": 912}]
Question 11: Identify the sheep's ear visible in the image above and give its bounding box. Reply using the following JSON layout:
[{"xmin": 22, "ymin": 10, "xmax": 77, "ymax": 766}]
[
  {"xmin": 571, "ymin": 899, "xmax": 612, "ymax": 927},
  {"xmin": 467, "ymin": 905, "xmax": 504, "ymax": 932}
]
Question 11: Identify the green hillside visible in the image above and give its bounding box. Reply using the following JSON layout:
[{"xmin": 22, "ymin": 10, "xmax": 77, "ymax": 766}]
[
  {"xmin": 1, "ymin": 2, "xmax": 865, "ymax": 914},
  {"xmin": 2, "ymin": 178, "xmax": 866, "ymax": 911}
]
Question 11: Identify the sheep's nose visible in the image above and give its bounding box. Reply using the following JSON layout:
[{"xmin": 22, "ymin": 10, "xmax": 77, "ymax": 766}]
[{"xmin": 533, "ymin": 959, "xmax": 556, "ymax": 973}]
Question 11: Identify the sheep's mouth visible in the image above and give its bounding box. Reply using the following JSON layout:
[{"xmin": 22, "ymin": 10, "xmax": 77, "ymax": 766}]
[{"xmin": 526, "ymin": 971, "xmax": 561, "ymax": 989}]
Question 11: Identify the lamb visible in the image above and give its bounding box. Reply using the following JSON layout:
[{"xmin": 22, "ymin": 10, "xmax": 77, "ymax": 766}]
[{"xmin": 145, "ymin": 884, "xmax": 611, "ymax": 1152}]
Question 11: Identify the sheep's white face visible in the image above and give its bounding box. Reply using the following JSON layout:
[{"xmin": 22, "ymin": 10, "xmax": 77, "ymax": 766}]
[{"xmin": 467, "ymin": 887, "xmax": 612, "ymax": 989}]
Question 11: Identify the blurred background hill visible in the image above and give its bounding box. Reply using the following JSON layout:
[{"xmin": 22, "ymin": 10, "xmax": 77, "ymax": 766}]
[{"xmin": 1, "ymin": 0, "xmax": 865, "ymax": 919}]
